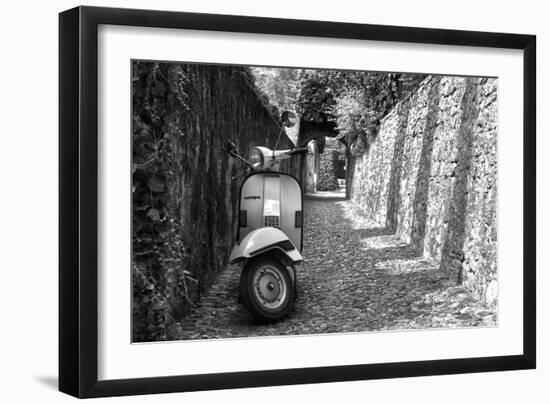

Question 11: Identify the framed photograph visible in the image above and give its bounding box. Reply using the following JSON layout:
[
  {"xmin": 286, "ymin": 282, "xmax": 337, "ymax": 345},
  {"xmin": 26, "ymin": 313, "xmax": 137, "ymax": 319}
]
[{"xmin": 59, "ymin": 6, "xmax": 536, "ymax": 398}]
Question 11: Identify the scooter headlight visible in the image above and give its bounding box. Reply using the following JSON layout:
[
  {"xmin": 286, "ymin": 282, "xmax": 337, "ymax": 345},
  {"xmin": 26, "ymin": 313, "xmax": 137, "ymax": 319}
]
[{"xmin": 249, "ymin": 147, "xmax": 264, "ymax": 170}]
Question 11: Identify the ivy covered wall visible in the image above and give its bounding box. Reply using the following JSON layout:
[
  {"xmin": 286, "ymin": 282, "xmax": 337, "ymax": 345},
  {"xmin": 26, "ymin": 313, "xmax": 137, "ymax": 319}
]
[
  {"xmin": 132, "ymin": 62, "xmax": 299, "ymax": 341},
  {"xmin": 317, "ymin": 150, "xmax": 340, "ymax": 191}
]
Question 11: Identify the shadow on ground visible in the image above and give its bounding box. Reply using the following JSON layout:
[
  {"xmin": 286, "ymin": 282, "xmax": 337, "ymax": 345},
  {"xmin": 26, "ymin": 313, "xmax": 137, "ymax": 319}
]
[{"xmin": 173, "ymin": 197, "xmax": 496, "ymax": 340}]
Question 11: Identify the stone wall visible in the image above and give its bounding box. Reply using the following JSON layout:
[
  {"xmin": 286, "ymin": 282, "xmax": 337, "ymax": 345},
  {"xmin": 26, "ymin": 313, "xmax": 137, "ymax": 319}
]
[
  {"xmin": 176, "ymin": 64, "xmax": 299, "ymax": 294},
  {"xmin": 132, "ymin": 62, "xmax": 300, "ymax": 339},
  {"xmin": 349, "ymin": 75, "xmax": 498, "ymax": 305},
  {"xmin": 350, "ymin": 101, "xmax": 410, "ymax": 228}
]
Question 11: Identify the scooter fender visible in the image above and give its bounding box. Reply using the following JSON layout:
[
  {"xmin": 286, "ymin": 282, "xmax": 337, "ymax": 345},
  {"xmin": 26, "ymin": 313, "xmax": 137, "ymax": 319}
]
[{"xmin": 229, "ymin": 227, "xmax": 303, "ymax": 265}]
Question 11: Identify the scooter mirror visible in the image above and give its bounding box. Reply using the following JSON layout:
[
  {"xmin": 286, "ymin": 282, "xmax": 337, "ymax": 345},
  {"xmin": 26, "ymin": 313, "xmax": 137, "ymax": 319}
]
[
  {"xmin": 281, "ymin": 111, "xmax": 297, "ymax": 128},
  {"xmin": 227, "ymin": 141, "xmax": 238, "ymax": 157}
]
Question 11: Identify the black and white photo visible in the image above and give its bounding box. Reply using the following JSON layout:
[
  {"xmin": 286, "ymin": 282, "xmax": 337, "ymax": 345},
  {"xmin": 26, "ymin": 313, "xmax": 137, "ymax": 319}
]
[{"xmin": 132, "ymin": 61, "xmax": 498, "ymax": 342}]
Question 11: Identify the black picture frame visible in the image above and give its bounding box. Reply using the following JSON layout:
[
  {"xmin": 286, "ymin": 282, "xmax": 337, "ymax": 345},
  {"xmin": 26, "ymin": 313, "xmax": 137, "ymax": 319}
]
[{"xmin": 59, "ymin": 5, "xmax": 536, "ymax": 398}]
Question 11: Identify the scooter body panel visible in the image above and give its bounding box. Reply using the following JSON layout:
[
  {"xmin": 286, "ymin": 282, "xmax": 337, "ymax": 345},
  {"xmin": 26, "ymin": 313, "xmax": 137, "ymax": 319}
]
[
  {"xmin": 229, "ymin": 227, "xmax": 303, "ymax": 265},
  {"xmin": 238, "ymin": 172, "xmax": 303, "ymax": 251}
]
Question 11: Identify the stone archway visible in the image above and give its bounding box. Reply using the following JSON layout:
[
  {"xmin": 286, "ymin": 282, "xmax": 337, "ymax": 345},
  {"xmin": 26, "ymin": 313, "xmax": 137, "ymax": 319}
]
[{"xmin": 297, "ymin": 119, "xmax": 351, "ymax": 198}]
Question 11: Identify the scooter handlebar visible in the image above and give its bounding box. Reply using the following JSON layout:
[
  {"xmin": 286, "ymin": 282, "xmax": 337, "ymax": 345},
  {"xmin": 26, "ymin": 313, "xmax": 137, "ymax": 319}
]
[{"xmin": 288, "ymin": 147, "xmax": 308, "ymax": 156}]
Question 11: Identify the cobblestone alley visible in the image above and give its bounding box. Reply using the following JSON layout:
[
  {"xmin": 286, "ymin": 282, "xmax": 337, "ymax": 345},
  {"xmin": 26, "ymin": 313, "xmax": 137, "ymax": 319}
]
[{"xmin": 177, "ymin": 195, "xmax": 497, "ymax": 340}]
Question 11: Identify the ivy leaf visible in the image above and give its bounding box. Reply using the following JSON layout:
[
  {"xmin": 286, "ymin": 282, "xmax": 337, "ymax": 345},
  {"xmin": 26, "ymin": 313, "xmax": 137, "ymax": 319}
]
[
  {"xmin": 167, "ymin": 274, "xmax": 177, "ymax": 285},
  {"xmin": 147, "ymin": 208, "xmax": 161, "ymax": 221},
  {"xmin": 148, "ymin": 176, "xmax": 164, "ymax": 192},
  {"xmin": 151, "ymin": 80, "xmax": 166, "ymax": 97}
]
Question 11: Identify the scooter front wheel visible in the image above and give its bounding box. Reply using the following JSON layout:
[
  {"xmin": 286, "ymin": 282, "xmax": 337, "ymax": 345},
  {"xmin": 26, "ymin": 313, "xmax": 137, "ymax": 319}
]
[{"xmin": 240, "ymin": 257, "xmax": 293, "ymax": 322}]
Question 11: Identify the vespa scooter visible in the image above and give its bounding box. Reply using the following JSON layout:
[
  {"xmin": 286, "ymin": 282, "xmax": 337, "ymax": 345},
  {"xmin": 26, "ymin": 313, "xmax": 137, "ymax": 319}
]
[{"xmin": 228, "ymin": 112, "xmax": 308, "ymax": 322}]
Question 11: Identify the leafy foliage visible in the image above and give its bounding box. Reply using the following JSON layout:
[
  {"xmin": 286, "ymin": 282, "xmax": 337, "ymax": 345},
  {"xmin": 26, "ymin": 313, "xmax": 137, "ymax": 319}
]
[
  {"xmin": 297, "ymin": 70, "xmax": 426, "ymax": 154},
  {"xmin": 324, "ymin": 137, "xmax": 347, "ymax": 159},
  {"xmin": 132, "ymin": 62, "xmax": 195, "ymax": 342},
  {"xmin": 317, "ymin": 150, "xmax": 340, "ymax": 191},
  {"xmin": 250, "ymin": 67, "xmax": 302, "ymax": 143},
  {"xmin": 295, "ymin": 70, "xmax": 338, "ymax": 123},
  {"xmin": 251, "ymin": 67, "xmax": 301, "ymax": 113},
  {"xmin": 253, "ymin": 67, "xmax": 426, "ymax": 155}
]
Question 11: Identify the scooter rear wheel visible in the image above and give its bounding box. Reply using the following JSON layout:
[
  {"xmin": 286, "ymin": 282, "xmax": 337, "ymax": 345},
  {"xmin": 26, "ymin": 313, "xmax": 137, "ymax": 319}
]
[{"xmin": 240, "ymin": 257, "xmax": 293, "ymax": 323}]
